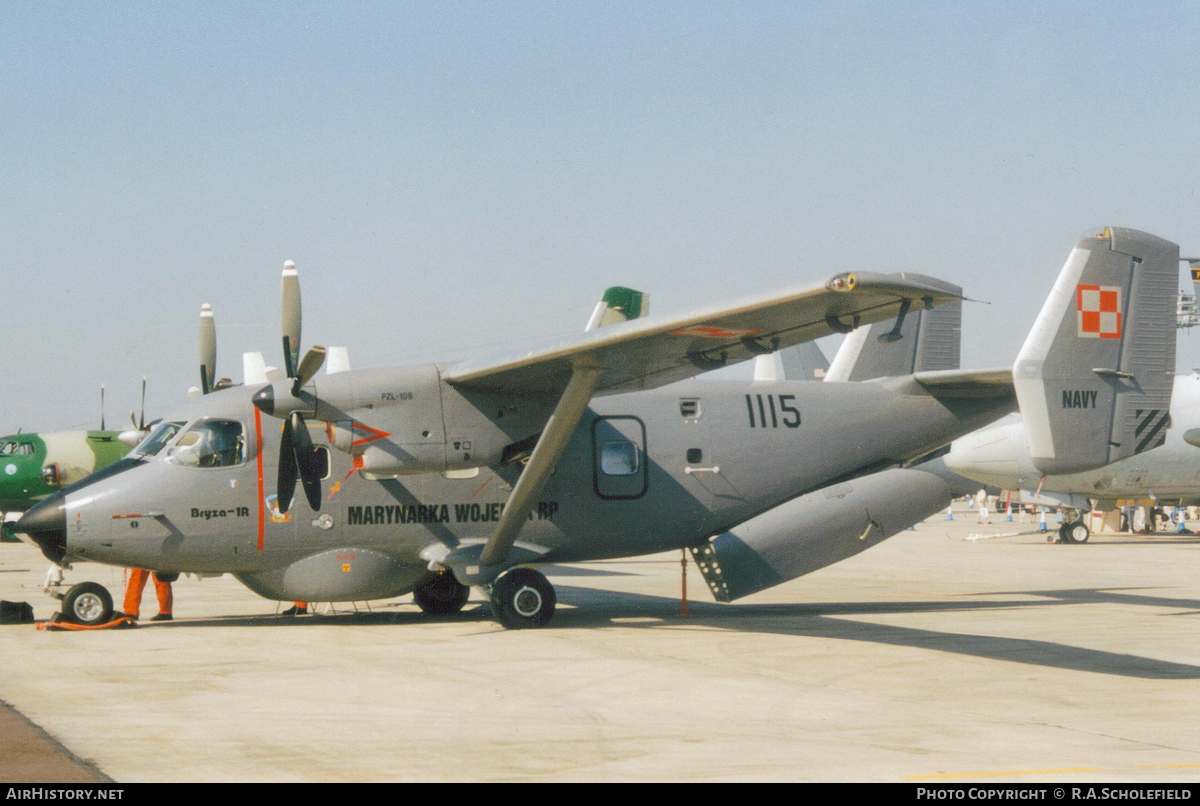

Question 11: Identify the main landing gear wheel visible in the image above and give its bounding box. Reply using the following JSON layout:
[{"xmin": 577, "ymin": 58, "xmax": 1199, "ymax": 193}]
[
  {"xmin": 60, "ymin": 582, "xmax": 114, "ymax": 626},
  {"xmin": 489, "ymin": 567, "xmax": 556, "ymax": 630},
  {"xmin": 1059, "ymin": 521, "xmax": 1090, "ymax": 544},
  {"xmin": 413, "ymin": 573, "xmax": 471, "ymax": 616}
]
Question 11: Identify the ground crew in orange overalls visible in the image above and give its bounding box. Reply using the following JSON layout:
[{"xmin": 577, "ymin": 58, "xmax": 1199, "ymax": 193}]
[{"xmin": 122, "ymin": 568, "xmax": 173, "ymax": 621}]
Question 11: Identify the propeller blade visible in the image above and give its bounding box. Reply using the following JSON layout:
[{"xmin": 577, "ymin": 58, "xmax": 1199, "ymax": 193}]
[
  {"xmin": 291, "ymin": 412, "xmax": 322, "ymax": 511},
  {"xmin": 100, "ymin": 384, "xmax": 105, "ymax": 431},
  {"xmin": 199, "ymin": 303, "xmax": 216, "ymax": 395},
  {"xmin": 281, "ymin": 261, "xmax": 301, "ymax": 379},
  {"xmin": 277, "ymin": 416, "xmax": 297, "ymax": 516},
  {"xmin": 139, "ymin": 375, "xmax": 147, "ymax": 431},
  {"xmin": 291, "ymin": 346, "xmax": 327, "ymax": 396}
]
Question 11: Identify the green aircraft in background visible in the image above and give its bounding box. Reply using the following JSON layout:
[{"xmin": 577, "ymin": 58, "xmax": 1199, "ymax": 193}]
[
  {"xmin": 0, "ymin": 378, "xmax": 152, "ymax": 529},
  {"xmin": 0, "ymin": 429, "xmax": 133, "ymax": 516}
]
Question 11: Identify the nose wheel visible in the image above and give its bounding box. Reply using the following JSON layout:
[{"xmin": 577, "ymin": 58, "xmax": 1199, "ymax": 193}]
[
  {"xmin": 488, "ymin": 567, "xmax": 556, "ymax": 629},
  {"xmin": 60, "ymin": 582, "xmax": 114, "ymax": 626}
]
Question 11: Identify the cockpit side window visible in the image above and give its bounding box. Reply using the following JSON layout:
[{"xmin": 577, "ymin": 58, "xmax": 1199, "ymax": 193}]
[
  {"xmin": 135, "ymin": 422, "xmax": 186, "ymax": 457},
  {"xmin": 0, "ymin": 442, "xmax": 16, "ymax": 455},
  {"xmin": 16, "ymin": 443, "xmax": 34, "ymax": 456},
  {"xmin": 167, "ymin": 420, "xmax": 245, "ymax": 468}
]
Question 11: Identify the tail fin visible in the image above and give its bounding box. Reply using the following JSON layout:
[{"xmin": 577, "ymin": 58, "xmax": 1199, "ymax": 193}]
[
  {"xmin": 776, "ymin": 341, "xmax": 829, "ymax": 381},
  {"xmin": 823, "ymin": 273, "xmax": 961, "ymax": 381},
  {"xmin": 584, "ymin": 286, "xmax": 649, "ymax": 331},
  {"xmin": 1014, "ymin": 226, "xmax": 1179, "ymax": 475}
]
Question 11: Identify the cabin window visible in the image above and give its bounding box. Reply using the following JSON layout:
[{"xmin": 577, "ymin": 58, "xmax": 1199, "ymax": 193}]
[
  {"xmin": 167, "ymin": 420, "xmax": 245, "ymax": 468},
  {"xmin": 687, "ymin": 448, "xmax": 703, "ymax": 464},
  {"xmin": 599, "ymin": 441, "xmax": 640, "ymax": 476},
  {"xmin": 135, "ymin": 421, "xmax": 186, "ymax": 457},
  {"xmin": 16, "ymin": 443, "xmax": 34, "ymax": 455}
]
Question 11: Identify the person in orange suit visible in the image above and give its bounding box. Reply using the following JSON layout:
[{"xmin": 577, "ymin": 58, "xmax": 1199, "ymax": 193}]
[
  {"xmin": 281, "ymin": 601, "xmax": 307, "ymax": 616},
  {"xmin": 122, "ymin": 568, "xmax": 174, "ymax": 621}
]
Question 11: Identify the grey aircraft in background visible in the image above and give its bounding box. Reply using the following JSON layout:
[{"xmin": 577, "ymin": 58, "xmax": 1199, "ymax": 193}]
[
  {"xmin": 936, "ymin": 249, "xmax": 1197, "ymax": 543},
  {"xmin": 16, "ymin": 227, "xmax": 1179, "ymax": 628}
]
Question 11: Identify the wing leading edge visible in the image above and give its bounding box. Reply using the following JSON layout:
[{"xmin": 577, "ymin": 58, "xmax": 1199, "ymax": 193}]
[{"xmin": 442, "ymin": 271, "xmax": 965, "ymax": 396}]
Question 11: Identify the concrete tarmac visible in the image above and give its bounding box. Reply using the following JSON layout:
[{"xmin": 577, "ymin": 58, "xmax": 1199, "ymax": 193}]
[{"xmin": 1, "ymin": 509, "xmax": 1199, "ymax": 782}]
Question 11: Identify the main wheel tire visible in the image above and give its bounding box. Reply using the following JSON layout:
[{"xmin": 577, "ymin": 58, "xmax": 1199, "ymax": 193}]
[
  {"xmin": 61, "ymin": 582, "xmax": 113, "ymax": 626},
  {"xmin": 489, "ymin": 567, "xmax": 556, "ymax": 629},
  {"xmin": 1063, "ymin": 520, "xmax": 1090, "ymax": 544},
  {"xmin": 413, "ymin": 573, "xmax": 471, "ymax": 615}
]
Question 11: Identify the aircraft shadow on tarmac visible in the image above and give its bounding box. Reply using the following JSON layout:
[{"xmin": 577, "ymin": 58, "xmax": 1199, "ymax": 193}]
[
  {"xmin": 149, "ymin": 583, "xmax": 1200, "ymax": 681},
  {"xmin": 1079, "ymin": 536, "xmax": 1200, "ymax": 546},
  {"xmin": 546, "ymin": 585, "xmax": 1200, "ymax": 680}
]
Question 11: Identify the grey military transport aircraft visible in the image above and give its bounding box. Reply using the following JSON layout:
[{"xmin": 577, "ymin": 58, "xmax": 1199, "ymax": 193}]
[{"xmin": 15, "ymin": 227, "xmax": 1179, "ymax": 628}]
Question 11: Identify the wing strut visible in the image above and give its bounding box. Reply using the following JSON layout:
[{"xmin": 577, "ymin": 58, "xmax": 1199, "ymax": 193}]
[{"xmin": 479, "ymin": 364, "xmax": 605, "ymax": 567}]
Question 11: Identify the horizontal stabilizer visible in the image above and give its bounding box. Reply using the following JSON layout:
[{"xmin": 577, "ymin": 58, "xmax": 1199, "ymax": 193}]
[
  {"xmin": 1014, "ymin": 227, "xmax": 1179, "ymax": 475},
  {"xmin": 913, "ymin": 367, "xmax": 1015, "ymax": 398}
]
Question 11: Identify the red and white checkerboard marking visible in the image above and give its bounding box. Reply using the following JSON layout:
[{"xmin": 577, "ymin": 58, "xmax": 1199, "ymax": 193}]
[{"xmin": 1076, "ymin": 284, "xmax": 1122, "ymax": 339}]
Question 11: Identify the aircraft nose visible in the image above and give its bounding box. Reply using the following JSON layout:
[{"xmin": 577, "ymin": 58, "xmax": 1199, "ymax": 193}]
[{"xmin": 14, "ymin": 493, "xmax": 67, "ymax": 565}]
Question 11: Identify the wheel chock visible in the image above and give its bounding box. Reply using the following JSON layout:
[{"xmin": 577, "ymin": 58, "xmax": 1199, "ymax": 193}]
[{"xmin": 36, "ymin": 613, "xmax": 138, "ymax": 632}]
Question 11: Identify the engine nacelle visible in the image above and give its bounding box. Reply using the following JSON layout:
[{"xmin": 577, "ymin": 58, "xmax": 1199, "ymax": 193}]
[
  {"xmin": 314, "ymin": 366, "xmax": 556, "ymax": 476},
  {"xmin": 691, "ymin": 467, "xmax": 952, "ymax": 602}
]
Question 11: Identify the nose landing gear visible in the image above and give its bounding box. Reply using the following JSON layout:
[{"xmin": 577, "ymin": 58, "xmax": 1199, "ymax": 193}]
[
  {"xmin": 60, "ymin": 582, "xmax": 114, "ymax": 626},
  {"xmin": 42, "ymin": 565, "xmax": 116, "ymax": 626}
]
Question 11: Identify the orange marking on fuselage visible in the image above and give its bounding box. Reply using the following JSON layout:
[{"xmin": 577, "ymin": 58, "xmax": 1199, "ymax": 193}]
[{"xmin": 254, "ymin": 407, "xmax": 265, "ymax": 551}]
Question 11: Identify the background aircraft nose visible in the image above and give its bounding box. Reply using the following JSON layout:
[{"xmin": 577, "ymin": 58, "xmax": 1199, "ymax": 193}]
[{"xmin": 15, "ymin": 494, "xmax": 67, "ymax": 565}]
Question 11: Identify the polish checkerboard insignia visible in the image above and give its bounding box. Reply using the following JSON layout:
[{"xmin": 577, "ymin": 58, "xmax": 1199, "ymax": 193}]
[{"xmin": 1076, "ymin": 284, "xmax": 1122, "ymax": 339}]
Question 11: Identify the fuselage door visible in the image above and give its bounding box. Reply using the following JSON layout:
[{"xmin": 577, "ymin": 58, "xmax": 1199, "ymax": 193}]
[{"xmin": 592, "ymin": 416, "xmax": 647, "ymax": 500}]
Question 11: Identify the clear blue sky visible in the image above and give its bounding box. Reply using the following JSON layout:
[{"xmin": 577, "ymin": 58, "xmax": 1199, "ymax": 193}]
[{"xmin": 2, "ymin": 2, "xmax": 1199, "ymax": 431}]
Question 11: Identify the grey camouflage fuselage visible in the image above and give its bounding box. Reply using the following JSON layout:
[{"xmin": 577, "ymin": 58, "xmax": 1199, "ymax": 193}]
[{"xmin": 42, "ymin": 374, "xmax": 1012, "ymax": 602}]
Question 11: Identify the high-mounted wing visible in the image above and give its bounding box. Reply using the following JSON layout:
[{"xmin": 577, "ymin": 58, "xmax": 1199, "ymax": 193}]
[
  {"xmin": 443, "ymin": 272, "xmax": 964, "ymax": 395},
  {"xmin": 440, "ymin": 271, "xmax": 963, "ymax": 575}
]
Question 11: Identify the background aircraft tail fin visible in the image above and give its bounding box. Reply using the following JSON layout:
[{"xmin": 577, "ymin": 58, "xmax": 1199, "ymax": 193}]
[
  {"xmin": 1014, "ymin": 227, "xmax": 1179, "ymax": 475},
  {"xmin": 778, "ymin": 341, "xmax": 830, "ymax": 380},
  {"xmin": 821, "ymin": 273, "xmax": 962, "ymax": 382}
]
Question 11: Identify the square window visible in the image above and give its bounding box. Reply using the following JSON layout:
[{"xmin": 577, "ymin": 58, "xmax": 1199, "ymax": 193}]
[{"xmin": 687, "ymin": 448, "xmax": 702, "ymax": 463}]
